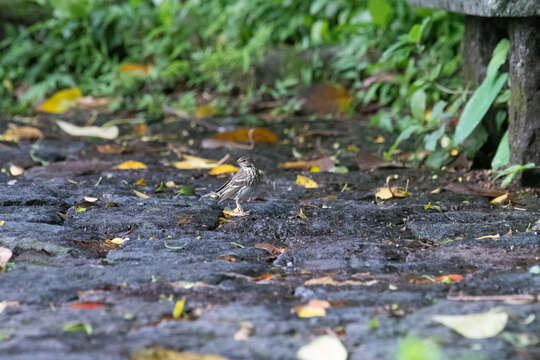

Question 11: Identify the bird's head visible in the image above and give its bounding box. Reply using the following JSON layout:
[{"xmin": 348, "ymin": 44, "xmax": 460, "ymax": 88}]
[{"xmin": 237, "ymin": 156, "xmax": 254, "ymax": 168}]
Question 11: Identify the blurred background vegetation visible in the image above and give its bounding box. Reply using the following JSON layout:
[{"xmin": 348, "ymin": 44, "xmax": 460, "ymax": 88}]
[{"xmin": 0, "ymin": 0, "xmax": 511, "ymax": 173}]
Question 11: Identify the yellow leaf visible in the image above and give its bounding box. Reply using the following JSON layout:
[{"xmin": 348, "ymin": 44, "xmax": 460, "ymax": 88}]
[
  {"xmin": 131, "ymin": 347, "xmax": 227, "ymax": 360},
  {"xmin": 296, "ymin": 175, "xmax": 318, "ymax": 189},
  {"xmin": 2, "ymin": 127, "xmax": 43, "ymax": 142},
  {"xmin": 209, "ymin": 164, "xmax": 238, "ymax": 175},
  {"xmin": 133, "ymin": 190, "xmax": 150, "ymax": 199},
  {"xmin": 293, "ymin": 299, "xmax": 330, "ymax": 318},
  {"xmin": 373, "ymin": 136, "xmax": 385, "ymax": 144},
  {"xmin": 195, "ymin": 104, "xmax": 217, "ymax": 118},
  {"xmin": 172, "ymin": 155, "xmax": 217, "ymax": 170},
  {"xmin": 347, "ymin": 144, "xmax": 360, "ymax": 153},
  {"xmin": 57, "ymin": 120, "xmax": 119, "ymax": 139},
  {"xmin": 425, "ymin": 110, "xmax": 432, "ymax": 122},
  {"xmin": 213, "ymin": 128, "xmax": 278, "ymax": 143},
  {"xmin": 107, "ymin": 237, "xmax": 129, "ymax": 245},
  {"xmin": 0, "ymin": 221, "xmax": 4, "ymax": 226},
  {"xmin": 134, "ymin": 178, "xmax": 147, "ymax": 186},
  {"xmin": 120, "ymin": 63, "xmax": 152, "ymax": 75},
  {"xmin": 172, "ymin": 297, "xmax": 186, "ymax": 319},
  {"xmin": 375, "ymin": 186, "xmax": 409, "ymax": 200},
  {"xmin": 475, "ymin": 234, "xmax": 500, "ymax": 240},
  {"xmin": 451, "ymin": 148, "xmax": 459, "ymax": 156},
  {"xmin": 40, "ymin": 88, "xmax": 82, "ymax": 113},
  {"xmin": 310, "ymin": 166, "xmax": 321, "ymax": 173},
  {"xmin": 115, "ymin": 161, "xmax": 147, "ymax": 170},
  {"xmin": 491, "ymin": 193, "xmax": 508, "ymax": 205}
]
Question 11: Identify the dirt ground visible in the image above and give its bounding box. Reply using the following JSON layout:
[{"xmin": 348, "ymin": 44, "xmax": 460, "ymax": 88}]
[{"xmin": 0, "ymin": 113, "xmax": 539, "ymax": 360}]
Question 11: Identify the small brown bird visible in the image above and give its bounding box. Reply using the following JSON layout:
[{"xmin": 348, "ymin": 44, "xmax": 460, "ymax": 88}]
[{"xmin": 205, "ymin": 156, "xmax": 260, "ymax": 216}]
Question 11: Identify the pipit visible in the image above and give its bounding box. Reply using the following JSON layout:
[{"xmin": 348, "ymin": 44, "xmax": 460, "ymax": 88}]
[{"xmin": 204, "ymin": 156, "xmax": 260, "ymax": 216}]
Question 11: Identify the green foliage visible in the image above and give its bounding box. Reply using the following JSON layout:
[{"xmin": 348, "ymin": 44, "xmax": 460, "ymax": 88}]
[
  {"xmin": 495, "ymin": 163, "xmax": 537, "ymax": 188},
  {"xmin": 396, "ymin": 336, "xmax": 441, "ymax": 360}
]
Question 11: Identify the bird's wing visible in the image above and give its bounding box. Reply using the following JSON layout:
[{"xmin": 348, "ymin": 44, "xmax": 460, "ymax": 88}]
[{"xmin": 215, "ymin": 170, "xmax": 249, "ymax": 202}]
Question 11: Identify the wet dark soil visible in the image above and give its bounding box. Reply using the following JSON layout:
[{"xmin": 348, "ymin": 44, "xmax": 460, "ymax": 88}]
[{"xmin": 0, "ymin": 114, "xmax": 539, "ymax": 360}]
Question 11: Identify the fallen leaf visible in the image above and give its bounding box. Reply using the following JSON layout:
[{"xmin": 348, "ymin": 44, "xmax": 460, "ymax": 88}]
[
  {"xmin": 57, "ymin": 120, "xmax": 119, "ymax": 140},
  {"xmin": 70, "ymin": 302, "xmax": 107, "ymax": 309},
  {"xmin": 491, "ymin": 193, "xmax": 508, "ymax": 205},
  {"xmin": 213, "ymin": 128, "xmax": 278, "ymax": 143},
  {"xmin": 9, "ymin": 164, "xmax": 24, "ymax": 176},
  {"xmin": 444, "ymin": 183, "xmax": 506, "ymax": 198},
  {"xmin": 279, "ymin": 157, "xmax": 334, "ymax": 172},
  {"xmin": 252, "ymin": 273, "xmax": 278, "ymax": 282},
  {"xmin": 375, "ymin": 186, "xmax": 409, "ymax": 200},
  {"xmin": 133, "ymin": 190, "xmax": 150, "ymax": 199},
  {"xmin": 297, "ymin": 335, "xmax": 347, "ymax": 360},
  {"xmin": 296, "ymin": 175, "xmax": 318, "ymax": 189},
  {"xmin": 220, "ymin": 255, "xmax": 237, "ymax": 262},
  {"xmin": 84, "ymin": 197, "xmax": 99, "ymax": 202},
  {"xmin": 254, "ymin": 243, "xmax": 286, "ymax": 256},
  {"xmin": 172, "ymin": 155, "xmax": 218, "ymax": 170},
  {"xmin": 134, "ymin": 178, "xmax": 147, "ymax": 186},
  {"xmin": 432, "ymin": 308, "xmax": 508, "ymax": 339},
  {"xmin": 195, "ymin": 104, "xmax": 217, "ymax": 118},
  {"xmin": 434, "ymin": 274, "xmax": 464, "ymax": 283},
  {"xmin": 0, "ymin": 221, "xmax": 4, "ymax": 226},
  {"xmin": 2, "ymin": 126, "xmax": 43, "ymax": 142},
  {"xmin": 97, "ymin": 144, "xmax": 128, "ymax": 154},
  {"xmin": 373, "ymin": 135, "xmax": 386, "ymax": 143},
  {"xmin": 63, "ymin": 322, "xmax": 93, "ymax": 335},
  {"xmin": 301, "ymin": 83, "xmax": 351, "ymax": 114},
  {"xmin": 131, "ymin": 347, "xmax": 227, "ymax": 360},
  {"xmin": 106, "ymin": 237, "xmax": 130, "ymax": 245},
  {"xmin": 292, "ymin": 299, "xmax": 330, "ymax": 318},
  {"xmin": 304, "ymin": 276, "xmax": 378, "ymax": 287},
  {"xmin": 501, "ymin": 331, "xmax": 540, "ymax": 348},
  {"xmin": 134, "ymin": 123, "xmax": 148, "ymax": 137},
  {"xmin": 0, "ymin": 301, "xmax": 19, "ymax": 314},
  {"xmin": 0, "ymin": 247, "xmax": 13, "ymax": 270},
  {"xmin": 209, "ymin": 164, "xmax": 238, "ymax": 175},
  {"xmin": 76, "ymin": 96, "xmax": 109, "ymax": 110},
  {"xmin": 172, "ymin": 297, "xmax": 186, "ymax": 319},
  {"xmin": 120, "ymin": 63, "xmax": 152, "ymax": 75},
  {"xmin": 475, "ymin": 234, "xmax": 500, "ymax": 240},
  {"xmin": 40, "ymin": 88, "xmax": 82, "ymax": 113},
  {"xmin": 431, "ymin": 187, "xmax": 441, "ymax": 194},
  {"xmin": 115, "ymin": 160, "xmax": 147, "ymax": 170}
]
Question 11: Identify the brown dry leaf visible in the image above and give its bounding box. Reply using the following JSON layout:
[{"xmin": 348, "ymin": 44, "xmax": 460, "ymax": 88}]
[
  {"xmin": 491, "ymin": 193, "xmax": 508, "ymax": 205},
  {"xmin": 254, "ymin": 243, "xmax": 286, "ymax": 256},
  {"xmin": 76, "ymin": 96, "xmax": 109, "ymax": 110},
  {"xmin": 97, "ymin": 144, "xmax": 127, "ymax": 154},
  {"xmin": 434, "ymin": 274, "xmax": 464, "ymax": 283},
  {"xmin": 444, "ymin": 183, "xmax": 506, "ymax": 198},
  {"xmin": 304, "ymin": 276, "xmax": 378, "ymax": 287},
  {"xmin": 120, "ymin": 63, "xmax": 152, "ymax": 76},
  {"xmin": 213, "ymin": 128, "xmax": 278, "ymax": 143},
  {"xmin": 9, "ymin": 164, "xmax": 24, "ymax": 176},
  {"xmin": 131, "ymin": 347, "xmax": 227, "ymax": 360},
  {"xmin": 39, "ymin": 88, "xmax": 82, "ymax": 113},
  {"xmin": 279, "ymin": 157, "xmax": 334, "ymax": 172},
  {"xmin": 0, "ymin": 247, "xmax": 13, "ymax": 271},
  {"xmin": 172, "ymin": 155, "xmax": 218, "ymax": 170},
  {"xmin": 296, "ymin": 175, "xmax": 318, "ymax": 189},
  {"xmin": 301, "ymin": 83, "xmax": 351, "ymax": 114},
  {"xmin": 134, "ymin": 123, "xmax": 148, "ymax": 137},
  {"xmin": 2, "ymin": 126, "xmax": 43, "ymax": 142},
  {"xmin": 292, "ymin": 299, "xmax": 330, "ymax": 318},
  {"xmin": 356, "ymin": 151, "xmax": 401, "ymax": 170},
  {"xmin": 209, "ymin": 164, "xmax": 238, "ymax": 175},
  {"xmin": 116, "ymin": 160, "xmax": 147, "ymax": 170},
  {"xmin": 195, "ymin": 104, "xmax": 217, "ymax": 118}
]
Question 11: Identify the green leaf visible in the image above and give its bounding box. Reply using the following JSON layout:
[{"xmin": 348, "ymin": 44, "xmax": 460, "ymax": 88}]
[
  {"xmin": 411, "ymin": 89, "xmax": 426, "ymax": 123},
  {"xmin": 486, "ymin": 39, "xmax": 510, "ymax": 80},
  {"xmin": 454, "ymin": 73, "xmax": 507, "ymax": 144},
  {"xmin": 368, "ymin": 0, "xmax": 392, "ymax": 28},
  {"xmin": 491, "ymin": 130, "xmax": 509, "ymax": 170},
  {"xmin": 384, "ymin": 125, "xmax": 423, "ymax": 160},
  {"xmin": 311, "ymin": 20, "xmax": 329, "ymax": 45},
  {"xmin": 64, "ymin": 322, "xmax": 93, "ymax": 335},
  {"xmin": 397, "ymin": 336, "xmax": 441, "ymax": 360},
  {"xmin": 424, "ymin": 125, "xmax": 446, "ymax": 151},
  {"xmin": 408, "ymin": 24, "xmax": 423, "ymax": 43},
  {"xmin": 425, "ymin": 148, "xmax": 449, "ymax": 169}
]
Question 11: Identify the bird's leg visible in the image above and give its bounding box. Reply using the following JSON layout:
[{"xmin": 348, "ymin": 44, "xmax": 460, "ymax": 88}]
[{"xmin": 233, "ymin": 199, "xmax": 248, "ymax": 216}]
